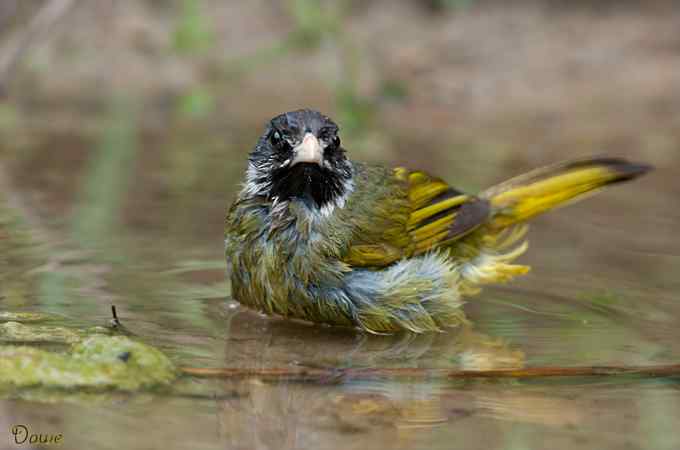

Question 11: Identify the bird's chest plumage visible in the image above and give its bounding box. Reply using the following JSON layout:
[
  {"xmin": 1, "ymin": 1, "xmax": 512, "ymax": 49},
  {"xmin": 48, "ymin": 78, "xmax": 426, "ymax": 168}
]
[{"xmin": 225, "ymin": 200, "xmax": 355, "ymax": 324}]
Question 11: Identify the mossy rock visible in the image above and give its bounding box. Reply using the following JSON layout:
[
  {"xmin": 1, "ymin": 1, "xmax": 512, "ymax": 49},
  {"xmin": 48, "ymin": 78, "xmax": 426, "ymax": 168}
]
[{"xmin": 0, "ymin": 336, "xmax": 177, "ymax": 391}]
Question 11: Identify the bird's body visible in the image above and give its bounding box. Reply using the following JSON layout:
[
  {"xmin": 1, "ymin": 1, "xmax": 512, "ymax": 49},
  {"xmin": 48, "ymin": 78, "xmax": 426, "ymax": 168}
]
[{"xmin": 225, "ymin": 109, "xmax": 650, "ymax": 333}]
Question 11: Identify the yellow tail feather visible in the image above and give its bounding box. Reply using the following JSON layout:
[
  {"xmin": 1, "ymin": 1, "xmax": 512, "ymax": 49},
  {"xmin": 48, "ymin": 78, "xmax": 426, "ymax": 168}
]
[{"xmin": 482, "ymin": 157, "xmax": 651, "ymax": 229}]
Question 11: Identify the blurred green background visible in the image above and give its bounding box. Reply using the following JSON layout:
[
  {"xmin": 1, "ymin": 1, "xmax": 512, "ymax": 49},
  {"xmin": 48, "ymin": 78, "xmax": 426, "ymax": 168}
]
[{"xmin": 1, "ymin": 1, "xmax": 680, "ymax": 450}]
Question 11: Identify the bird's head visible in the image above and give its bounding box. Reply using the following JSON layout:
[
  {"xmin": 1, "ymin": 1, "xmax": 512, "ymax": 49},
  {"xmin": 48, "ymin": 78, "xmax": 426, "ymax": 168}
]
[{"xmin": 244, "ymin": 109, "xmax": 353, "ymax": 211}]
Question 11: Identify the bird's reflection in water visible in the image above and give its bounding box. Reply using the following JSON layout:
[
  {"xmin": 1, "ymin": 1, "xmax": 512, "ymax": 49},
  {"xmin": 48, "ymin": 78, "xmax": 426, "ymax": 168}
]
[{"xmin": 214, "ymin": 308, "xmax": 534, "ymax": 450}]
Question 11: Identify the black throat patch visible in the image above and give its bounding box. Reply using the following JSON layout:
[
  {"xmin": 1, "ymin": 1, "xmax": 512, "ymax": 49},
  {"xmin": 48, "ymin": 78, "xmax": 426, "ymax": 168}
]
[{"xmin": 269, "ymin": 163, "xmax": 348, "ymax": 208}]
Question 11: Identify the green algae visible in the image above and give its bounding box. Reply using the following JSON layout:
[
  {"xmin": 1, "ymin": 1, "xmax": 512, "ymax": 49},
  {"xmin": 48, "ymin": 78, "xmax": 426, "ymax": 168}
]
[
  {"xmin": 0, "ymin": 321, "xmax": 85, "ymax": 344},
  {"xmin": 0, "ymin": 312, "xmax": 50, "ymax": 323},
  {"xmin": 0, "ymin": 335, "xmax": 177, "ymax": 391},
  {"xmin": 0, "ymin": 314, "xmax": 177, "ymax": 393},
  {"xmin": 0, "ymin": 321, "xmax": 115, "ymax": 344}
]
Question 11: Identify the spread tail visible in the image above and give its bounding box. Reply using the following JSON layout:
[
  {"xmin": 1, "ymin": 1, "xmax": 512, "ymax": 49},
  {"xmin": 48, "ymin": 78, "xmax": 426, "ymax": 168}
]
[
  {"xmin": 481, "ymin": 157, "xmax": 652, "ymax": 229},
  {"xmin": 454, "ymin": 157, "xmax": 651, "ymax": 294}
]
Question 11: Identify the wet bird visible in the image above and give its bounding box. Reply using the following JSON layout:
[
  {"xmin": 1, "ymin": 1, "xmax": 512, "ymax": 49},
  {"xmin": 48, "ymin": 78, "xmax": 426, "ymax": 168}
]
[{"xmin": 225, "ymin": 109, "xmax": 651, "ymax": 334}]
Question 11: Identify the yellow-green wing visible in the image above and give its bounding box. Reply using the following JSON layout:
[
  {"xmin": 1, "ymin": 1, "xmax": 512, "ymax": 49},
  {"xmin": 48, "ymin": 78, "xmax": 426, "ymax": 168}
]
[{"xmin": 343, "ymin": 167, "xmax": 490, "ymax": 268}]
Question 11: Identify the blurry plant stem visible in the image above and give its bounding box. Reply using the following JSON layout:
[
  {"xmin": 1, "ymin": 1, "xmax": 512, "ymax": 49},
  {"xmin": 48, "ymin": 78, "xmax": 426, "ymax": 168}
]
[
  {"xmin": 335, "ymin": 39, "xmax": 374, "ymax": 136},
  {"xmin": 37, "ymin": 99, "xmax": 137, "ymax": 317},
  {"xmin": 72, "ymin": 99, "xmax": 138, "ymax": 252},
  {"xmin": 180, "ymin": 363, "xmax": 680, "ymax": 381},
  {"xmin": 0, "ymin": 0, "xmax": 78, "ymax": 97}
]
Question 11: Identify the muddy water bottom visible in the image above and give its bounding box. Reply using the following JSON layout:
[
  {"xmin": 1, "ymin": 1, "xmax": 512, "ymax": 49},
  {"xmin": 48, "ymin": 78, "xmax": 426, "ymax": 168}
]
[
  {"xmin": 2, "ymin": 249, "xmax": 680, "ymax": 450},
  {"xmin": 4, "ymin": 376, "xmax": 679, "ymax": 450}
]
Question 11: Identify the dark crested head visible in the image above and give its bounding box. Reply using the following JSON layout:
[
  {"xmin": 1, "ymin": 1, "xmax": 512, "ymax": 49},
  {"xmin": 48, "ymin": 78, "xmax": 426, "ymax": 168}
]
[{"xmin": 245, "ymin": 109, "xmax": 353, "ymax": 210}]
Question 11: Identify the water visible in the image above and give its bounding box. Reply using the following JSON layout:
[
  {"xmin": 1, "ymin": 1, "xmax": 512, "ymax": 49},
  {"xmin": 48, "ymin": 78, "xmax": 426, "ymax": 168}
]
[{"xmin": 1, "ymin": 114, "xmax": 679, "ymax": 450}]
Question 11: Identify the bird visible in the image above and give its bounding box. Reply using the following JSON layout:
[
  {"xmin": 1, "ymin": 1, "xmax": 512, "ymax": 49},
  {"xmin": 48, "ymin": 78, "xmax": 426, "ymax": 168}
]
[{"xmin": 224, "ymin": 109, "xmax": 651, "ymax": 334}]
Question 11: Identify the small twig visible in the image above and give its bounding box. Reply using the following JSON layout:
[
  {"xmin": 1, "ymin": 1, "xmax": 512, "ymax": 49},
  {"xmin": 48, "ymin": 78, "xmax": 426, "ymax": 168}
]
[
  {"xmin": 110, "ymin": 305, "xmax": 121, "ymax": 327},
  {"xmin": 108, "ymin": 304, "xmax": 135, "ymax": 335},
  {"xmin": 0, "ymin": 0, "xmax": 78, "ymax": 97},
  {"xmin": 179, "ymin": 363, "xmax": 680, "ymax": 382}
]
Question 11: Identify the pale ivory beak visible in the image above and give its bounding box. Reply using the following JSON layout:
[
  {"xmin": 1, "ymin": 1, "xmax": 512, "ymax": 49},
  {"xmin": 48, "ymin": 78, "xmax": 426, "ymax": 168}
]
[{"xmin": 291, "ymin": 133, "xmax": 323, "ymax": 166}]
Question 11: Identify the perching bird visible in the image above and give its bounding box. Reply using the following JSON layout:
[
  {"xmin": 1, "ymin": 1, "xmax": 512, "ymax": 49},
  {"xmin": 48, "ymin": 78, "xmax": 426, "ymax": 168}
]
[{"xmin": 225, "ymin": 109, "xmax": 651, "ymax": 334}]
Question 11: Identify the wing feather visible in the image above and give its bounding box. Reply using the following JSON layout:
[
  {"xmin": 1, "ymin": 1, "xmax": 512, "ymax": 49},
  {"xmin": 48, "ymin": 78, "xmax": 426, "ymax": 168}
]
[{"xmin": 342, "ymin": 168, "xmax": 491, "ymax": 268}]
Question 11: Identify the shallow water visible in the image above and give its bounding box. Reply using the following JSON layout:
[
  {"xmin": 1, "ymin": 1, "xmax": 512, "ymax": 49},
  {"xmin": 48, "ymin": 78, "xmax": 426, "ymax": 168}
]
[{"xmin": 1, "ymin": 117, "xmax": 679, "ymax": 450}]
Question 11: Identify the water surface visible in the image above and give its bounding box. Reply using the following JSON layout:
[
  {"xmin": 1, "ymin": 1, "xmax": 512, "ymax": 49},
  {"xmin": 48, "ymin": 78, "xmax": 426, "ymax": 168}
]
[{"xmin": 1, "ymin": 115, "xmax": 679, "ymax": 450}]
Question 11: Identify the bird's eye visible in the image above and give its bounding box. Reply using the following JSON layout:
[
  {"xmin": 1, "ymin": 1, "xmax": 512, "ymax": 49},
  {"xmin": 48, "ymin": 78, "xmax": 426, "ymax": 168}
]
[
  {"xmin": 331, "ymin": 135, "xmax": 341, "ymax": 148},
  {"xmin": 270, "ymin": 130, "xmax": 293, "ymax": 158}
]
